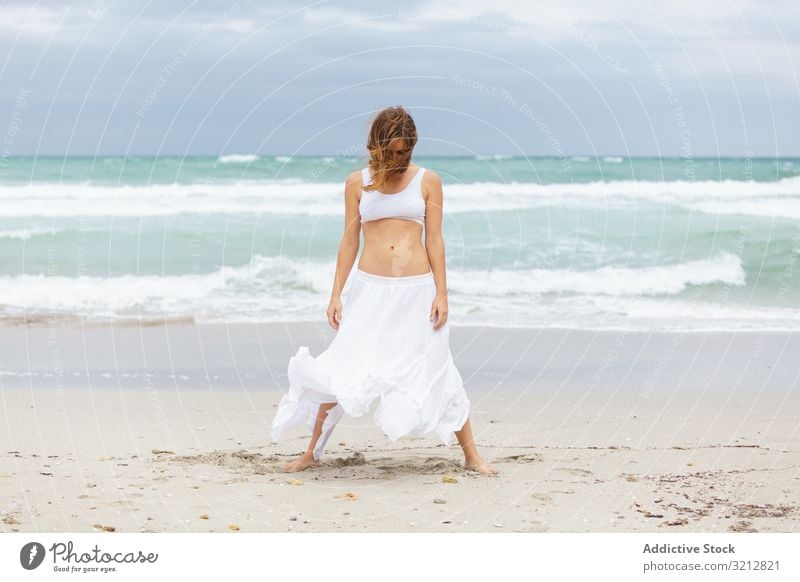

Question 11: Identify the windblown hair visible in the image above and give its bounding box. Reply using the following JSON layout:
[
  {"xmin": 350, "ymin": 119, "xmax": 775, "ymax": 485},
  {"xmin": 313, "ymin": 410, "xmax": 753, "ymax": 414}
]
[{"xmin": 363, "ymin": 106, "xmax": 418, "ymax": 193}]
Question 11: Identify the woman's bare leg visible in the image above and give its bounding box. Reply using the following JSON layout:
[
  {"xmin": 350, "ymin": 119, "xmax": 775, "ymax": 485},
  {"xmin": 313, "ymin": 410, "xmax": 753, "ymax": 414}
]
[
  {"xmin": 455, "ymin": 417, "xmax": 499, "ymax": 475},
  {"xmin": 282, "ymin": 402, "xmax": 338, "ymax": 472}
]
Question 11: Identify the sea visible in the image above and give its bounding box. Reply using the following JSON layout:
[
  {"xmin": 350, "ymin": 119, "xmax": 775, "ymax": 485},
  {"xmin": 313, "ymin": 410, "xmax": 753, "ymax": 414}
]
[{"xmin": 1, "ymin": 154, "xmax": 799, "ymax": 332}]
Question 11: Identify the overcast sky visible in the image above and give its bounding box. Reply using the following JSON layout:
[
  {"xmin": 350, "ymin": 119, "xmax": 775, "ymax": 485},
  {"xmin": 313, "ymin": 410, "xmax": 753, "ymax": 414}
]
[{"xmin": 1, "ymin": 0, "xmax": 798, "ymax": 157}]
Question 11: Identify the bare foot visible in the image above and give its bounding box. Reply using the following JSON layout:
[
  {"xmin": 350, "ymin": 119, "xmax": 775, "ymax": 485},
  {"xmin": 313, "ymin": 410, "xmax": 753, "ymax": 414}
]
[
  {"xmin": 464, "ymin": 456, "xmax": 499, "ymax": 475},
  {"xmin": 282, "ymin": 452, "xmax": 321, "ymax": 472}
]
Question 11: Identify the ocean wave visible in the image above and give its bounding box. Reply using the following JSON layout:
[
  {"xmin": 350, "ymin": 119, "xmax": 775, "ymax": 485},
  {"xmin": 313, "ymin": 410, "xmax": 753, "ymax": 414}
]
[
  {"xmin": 475, "ymin": 154, "xmax": 514, "ymax": 161},
  {"xmin": 449, "ymin": 252, "xmax": 745, "ymax": 297},
  {"xmin": 685, "ymin": 198, "xmax": 800, "ymax": 220},
  {"xmin": 1, "ymin": 176, "xmax": 800, "ymax": 218},
  {"xmin": 217, "ymin": 154, "xmax": 260, "ymax": 164},
  {"xmin": 452, "ymin": 293, "xmax": 800, "ymax": 332},
  {"xmin": 0, "ymin": 227, "xmax": 56, "ymax": 240},
  {"xmin": 0, "ymin": 255, "xmax": 299, "ymax": 321},
  {"xmin": 0, "ymin": 253, "xmax": 745, "ymax": 316},
  {"xmin": 0, "ymin": 254, "xmax": 796, "ymax": 331}
]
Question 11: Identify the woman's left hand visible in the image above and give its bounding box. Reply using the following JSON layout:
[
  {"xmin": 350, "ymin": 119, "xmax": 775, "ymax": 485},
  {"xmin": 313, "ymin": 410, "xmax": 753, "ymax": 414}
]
[{"xmin": 430, "ymin": 293, "xmax": 449, "ymax": 330}]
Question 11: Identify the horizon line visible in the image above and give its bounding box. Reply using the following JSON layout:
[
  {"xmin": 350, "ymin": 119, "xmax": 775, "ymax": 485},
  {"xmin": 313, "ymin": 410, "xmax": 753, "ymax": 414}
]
[{"xmin": 5, "ymin": 153, "xmax": 798, "ymax": 160}]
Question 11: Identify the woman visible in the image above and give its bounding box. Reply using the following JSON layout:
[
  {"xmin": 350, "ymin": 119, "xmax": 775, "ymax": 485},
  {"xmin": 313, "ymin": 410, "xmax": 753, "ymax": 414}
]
[{"xmin": 271, "ymin": 106, "xmax": 497, "ymax": 476}]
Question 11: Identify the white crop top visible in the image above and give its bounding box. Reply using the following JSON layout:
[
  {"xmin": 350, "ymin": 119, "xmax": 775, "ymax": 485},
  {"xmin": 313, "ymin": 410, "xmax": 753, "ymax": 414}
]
[{"xmin": 359, "ymin": 166, "xmax": 426, "ymax": 225}]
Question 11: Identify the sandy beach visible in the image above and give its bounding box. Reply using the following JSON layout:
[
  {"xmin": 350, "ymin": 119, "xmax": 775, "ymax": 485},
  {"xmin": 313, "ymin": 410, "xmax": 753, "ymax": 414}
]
[{"xmin": 1, "ymin": 321, "xmax": 799, "ymax": 533}]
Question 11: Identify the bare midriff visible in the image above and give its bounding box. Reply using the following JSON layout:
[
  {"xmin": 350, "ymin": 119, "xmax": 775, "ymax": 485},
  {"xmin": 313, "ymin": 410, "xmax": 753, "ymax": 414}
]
[{"xmin": 357, "ymin": 219, "xmax": 431, "ymax": 277}]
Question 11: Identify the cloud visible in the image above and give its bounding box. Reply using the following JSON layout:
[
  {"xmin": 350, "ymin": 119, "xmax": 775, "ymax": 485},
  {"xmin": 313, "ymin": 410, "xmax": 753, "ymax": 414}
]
[
  {"xmin": 218, "ymin": 18, "xmax": 257, "ymax": 34},
  {"xmin": 0, "ymin": 4, "xmax": 66, "ymax": 36},
  {"xmin": 303, "ymin": 7, "xmax": 421, "ymax": 33},
  {"xmin": 0, "ymin": 0, "xmax": 796, "ymax": 155}
]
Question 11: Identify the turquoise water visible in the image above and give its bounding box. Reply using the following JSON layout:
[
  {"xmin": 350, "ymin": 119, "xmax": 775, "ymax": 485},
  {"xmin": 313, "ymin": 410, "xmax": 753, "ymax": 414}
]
[{"xmin": 1, "ymin": 154, "xmax": 799, "ymax": 331}]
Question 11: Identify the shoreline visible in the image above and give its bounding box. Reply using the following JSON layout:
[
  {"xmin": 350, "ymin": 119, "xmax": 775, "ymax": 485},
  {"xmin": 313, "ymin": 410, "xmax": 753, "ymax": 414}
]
[
  {"xmin": 1, "ymin": 321, "xmax": 798, "ymax": 393},
  {"xmin": 2, "ymin": 315, "xmax": 798, "ymax": 334}
]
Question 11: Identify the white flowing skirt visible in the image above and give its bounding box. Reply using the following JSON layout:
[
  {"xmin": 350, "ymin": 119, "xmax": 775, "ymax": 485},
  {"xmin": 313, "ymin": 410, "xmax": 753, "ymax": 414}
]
[{"xmin": 270, "ymin": 268, "xmax": 470, "ymax": 460}]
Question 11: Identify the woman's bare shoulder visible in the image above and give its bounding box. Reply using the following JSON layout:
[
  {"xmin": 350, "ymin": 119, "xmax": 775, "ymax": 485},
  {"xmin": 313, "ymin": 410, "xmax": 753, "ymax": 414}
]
[
  {"xmin": 346, "ymin": 169, "xmax": 363, "ymax": 184},
  {"xmin": 421, "ymin": 168, "xmax": 442, "ymax": 200},
  {"xmin": 344, "ymin": 170, "xmax": 364, "ymax": 201}
]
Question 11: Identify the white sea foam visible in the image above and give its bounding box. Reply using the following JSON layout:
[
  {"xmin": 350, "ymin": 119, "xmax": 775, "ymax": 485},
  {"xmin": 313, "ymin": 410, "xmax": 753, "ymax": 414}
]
[
  {"xmin": 475, "ymin": 154, "xmax": 513, "ymax": 161},
  {"xmin": 0, "ymin": 227, "xmax": 56, "ymax": 240},
  {"xmin": 684, "ymin": 198, "xmax": 800, "ymax": 220},
  {"xmin": 449, "ymin": 252, "xmax": 745, "ymax": 297},
  {"xmin": 2, "ymin": 176, "xmax": 800, "ymax": 219},
  {"xmin": 452, "ymin": 293, "xmax": 800, "ymax": 332},
  {"xmin": 217, "ymin": 154, "xmax": 260, "ymax": 164},
  {"xmin": 0, "ymin": 255, "xmax": 308, "ymax": 321},
  {"xmin": 3, "ymin": 252, "xmax": 791, "ymax": 333}
]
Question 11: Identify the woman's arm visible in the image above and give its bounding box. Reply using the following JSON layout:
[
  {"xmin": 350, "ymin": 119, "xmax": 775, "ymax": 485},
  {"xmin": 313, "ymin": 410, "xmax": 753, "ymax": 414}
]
[
  {"xmin": 331, "ymin": 171, "xmax": 362, "ymax": 298},
  {"xmin": 326, "ymin": 171, "xmax": 362, "ymax": 329},
  {"xmin": 423, "ymin": 171, "xmax": 449, "ymax": 329}
]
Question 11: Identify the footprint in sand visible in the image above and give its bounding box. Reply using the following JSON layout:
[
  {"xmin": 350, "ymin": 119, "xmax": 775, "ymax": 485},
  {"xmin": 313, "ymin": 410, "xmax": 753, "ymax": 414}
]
[
  {"xmin": 555, "ymin": 467, "xmax": 594, "ymax": 477},
  {"xmin": 531, "ymin": 489, "xmax": 576, "ymax": 504},
  {"xmin": 531, "ymin": 492, "xmax": 554, "ymax": 504},
  {"xmin": 374, "ymin": 455, "xmax": 463, "ymax": 474},
  {"xmin": 331, "ymin": 452, "xmax": 368, "ymax": 468},
  {"xmin": 497, "ymin": 453, "xmax": 543, "ymax": 464},
  {"xmin": 170, "ymin": 450, "xmax": 282, "ymax": 475},
  {"xmin": 728, "ymin": 520, "xmax": 758, "ymax": 532}
]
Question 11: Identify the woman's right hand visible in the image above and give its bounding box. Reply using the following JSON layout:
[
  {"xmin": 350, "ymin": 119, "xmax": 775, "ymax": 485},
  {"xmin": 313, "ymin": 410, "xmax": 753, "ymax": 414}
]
[{"xmin": 326, "ymin": 297, "xmax": 343, "ymax": 330}]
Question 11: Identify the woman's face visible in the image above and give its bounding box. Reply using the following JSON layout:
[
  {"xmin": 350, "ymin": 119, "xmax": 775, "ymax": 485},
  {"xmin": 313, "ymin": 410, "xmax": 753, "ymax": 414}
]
[{"xmin": 387, "ymin": 139, "xmax": 412, "ymax": 164}]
